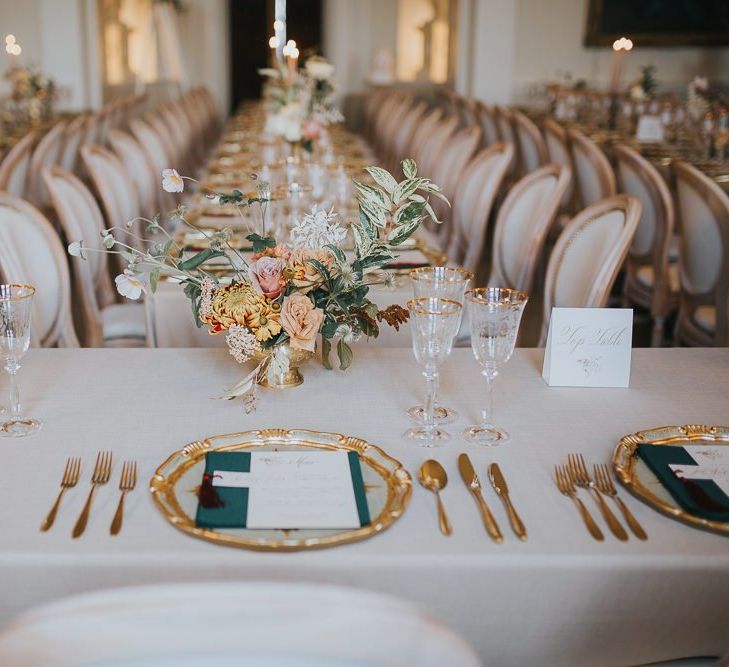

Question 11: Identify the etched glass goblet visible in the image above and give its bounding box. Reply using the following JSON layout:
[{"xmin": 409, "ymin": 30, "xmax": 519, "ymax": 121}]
[
  {"xmin": 463, "ymin": 287, "xmax": 527, "ymax": 446},
  {"xmin": 405, "ymin": 297, "xmax": 462, "ymax": 446}
]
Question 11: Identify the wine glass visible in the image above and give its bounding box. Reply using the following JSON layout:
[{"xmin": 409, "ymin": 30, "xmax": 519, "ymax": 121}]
[
  {"xmin": 463, "ymin": 287, "xmax": 528, "ymax": 446},
  {"xmin": 408, "ymin": 267, "xmax": 472, "ymax": 425},
  {"xmin": 0, "ymin": 284, "xmax": 42, "ymax": 437},
  {"xmin": 405, "ymin": 297, "xmax": 462, "ymax": 446}
]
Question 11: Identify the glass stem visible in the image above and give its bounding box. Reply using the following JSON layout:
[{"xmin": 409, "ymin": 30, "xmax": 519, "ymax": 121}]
[
  {"xmin": 423, "ymin": 363, "xmax": 438, "ymax": 435},
  {"xmin": 481, "ymin": 368, "xmax": 497, "ymax": 429},
  {"xmin": 5, "ymin": 360, "xmax": 20, "ymax": 418}
]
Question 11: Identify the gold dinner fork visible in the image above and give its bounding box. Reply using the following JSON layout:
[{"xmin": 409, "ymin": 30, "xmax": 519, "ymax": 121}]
[
  {"xmin": 555, "ymin": 464, "xmax": 604, "ymax": 541},
  {"xmin": 40, "ymin": 457, "xmax": 81, "ymax": 531},
  {"xmin": 110, "ymin": 461, "xmax": 137, "ymax": 536},
  {"xmin": 568, "ymin": 453, "xmax": 628, "ymax": 541},
  {"xmin": 594, "ymin": 464, "xmax": 647, "ymax": 540},
  {"xmin": 72, "ymin": 451, "xmax": 113, "ymax": 538}
]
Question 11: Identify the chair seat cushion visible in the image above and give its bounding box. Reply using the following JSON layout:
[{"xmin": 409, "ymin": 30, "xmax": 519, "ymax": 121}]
[
  {"xmin": 693, "ymin": 305, "xmax": 716, "ymax": 333},
  {"xmin": 102, "ymin": 303, "xmax": 146, "ymax": 343},
  {"xmin": 635, "ymin": 263, "xmax": 680, "ymax": 293}
]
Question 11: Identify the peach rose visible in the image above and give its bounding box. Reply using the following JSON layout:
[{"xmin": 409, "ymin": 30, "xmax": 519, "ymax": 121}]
[
  {"xmin": 248, "ymin": 256, "xmax": 285, "ymax": 299},
  {"xmin": 287, "ymin": 248, "xmax": 336, "ymax": 293},
  {"xmin": 279, "ymin": 294, "xmax": 324, "ymax": 352}
]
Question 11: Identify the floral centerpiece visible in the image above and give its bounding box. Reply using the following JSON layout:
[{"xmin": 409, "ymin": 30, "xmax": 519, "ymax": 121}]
[
  {"xmin": 68, "ymin": 159, "xmax": 447, "ymax": 410},
  {"xmin": 260, "ymin": 55, "xmax": 343, "ymax": 153},
  {"xmin": 4, "ymin": 65, "xmax": 58, "ymax": 123}
]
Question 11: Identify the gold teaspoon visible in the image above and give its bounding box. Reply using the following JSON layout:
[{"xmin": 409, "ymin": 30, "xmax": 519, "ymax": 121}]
[{"xmin": 418, "ymin": 460, "xmax": 452, "ymax": 537}]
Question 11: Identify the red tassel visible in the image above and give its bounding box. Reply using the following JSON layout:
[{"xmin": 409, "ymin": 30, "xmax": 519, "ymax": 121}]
[{"xmin": 198, "ymin": 473, "xmax": 226, "ymax": 509}]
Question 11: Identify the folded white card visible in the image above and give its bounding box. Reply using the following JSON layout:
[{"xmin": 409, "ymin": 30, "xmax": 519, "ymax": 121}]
[
  {"xmin": 636, "ymin": 115, "xmax": 665, "ymax": 143},
  {"xmin": 213, "ymin": 451, "xmax": 362, "ymax": 529},
  {"xmin": 542, "ymin": 308, "xmax": 633, "ymax": 387}
]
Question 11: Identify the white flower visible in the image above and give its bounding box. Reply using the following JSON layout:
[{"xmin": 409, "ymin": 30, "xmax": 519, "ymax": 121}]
[
  {"xmin": 68, "ymin": 241, "xmax": 85, "ymax": 258},
  {"xmin": 290, "ymin": 205, "xmax": 347, "ymax": 249},
  {"xmin": 334, "ymin": 324, "xmax": 358, "ymax": 344},
  {"xmin": 692, "ymin": 76, "xmax": 708, "ymax": 92},
  {"xmin": 205, "ymin": 194, "xmax": 221, "ymax": 205},
  {"xmin": 226, "ymin": 324, "xmax": 261, "ymax": 364},
  {"xmin": 305, "ymin": 57, "xmax": 335, "ymax": 81},
  {"xmin": 162, "ymin": 168, "xmax": 184, "ymax": 193},
  {"xmin": 102, "ymin": 233, "xmax": 115, "ymax": 249},
  {"xmin": 115, "ymin": 270, "xmax": 146, "ymax": 300},
  {"xmin": 265, "ymin": 102, "xmax": 304, "ymax": 142},
  {"xmin": 629, "ymin": 84, "xmax": 646, "ymax": 101}
]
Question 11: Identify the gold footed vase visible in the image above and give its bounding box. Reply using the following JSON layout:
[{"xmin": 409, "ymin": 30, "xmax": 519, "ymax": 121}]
[{"xmin": 253, "ymin": 344, "xmax": 314, "ymax": 389}]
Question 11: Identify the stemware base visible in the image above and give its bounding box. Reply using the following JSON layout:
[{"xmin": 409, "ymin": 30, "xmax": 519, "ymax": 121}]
[
  {"xmin": 407, "ymin": 405, "xmax": 458, "ymax": 425},
  {"xmin": 0, "ymin": 417, "xmax": 42, "ymax": 438},
  {"xmin": 404, "ymin": 426, "xmax": 451, "ymax": 447},
  {"xmin": 463, "ymin": 424, "xmax": 509, "ymax": 446}
]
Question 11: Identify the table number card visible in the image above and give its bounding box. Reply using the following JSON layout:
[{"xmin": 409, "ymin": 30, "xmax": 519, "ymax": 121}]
[
  {"xmin": 542, "ymin": 308, "xmax": 633, "ymax": 387},
  {"xmin": 636, "ymin": 115, "xmax": 665, "ymax": 143}
]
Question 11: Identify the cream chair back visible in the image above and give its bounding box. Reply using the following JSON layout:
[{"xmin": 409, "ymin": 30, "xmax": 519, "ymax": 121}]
[
  {"xmin": 108, "ymin": 129, "xmax": 158, "ymax": 217},
  {"xmin": 410, "ymin": 107, "xmax": 444, "ymax": 167},
  {"xmin": 129, "ymin": 118, "xmax": 176, "ymax": 212},
  {"xmin": 540, "ymin": 195, "xmax": 641, "ymax": 344},
  {"xmin": 44, "ymin": 167, "xmax": 117, "ymax": 347},
  {"xmin": 418, "ymin": 115, "xmax": 459, "ymax": 183},
  {"xmin": 59, "ymin": 114, "xmax": 88, "ymax": 173},
  {"xmin": 513, "ymin": 111, "xmax": 548, "ymax": 175},
  {"xmin": 389, "ymin": 99, "xmax": 428, "ymax": 175},
  {"xmin": 494, "ymin": 106, "xmax": 518, "ymax": 174},
  {"xmin": 446, "ymin": 142, "xmax": 514, "ymax": 272},
  {"xmin": 673, "ymin": 160, "xmax": 729, "ymax": 346},
  {"xmin": 567, "ymin": 127, "xmax": 616, "ymax": 208},
  {"xmin": 27, "ymin": 120, "xmax": 67, "ymax": 208},
  {"xmin": 489, "ymin": 163, "xmax": 572, "ymax": 293},
  {"xmin": 0, "ymin": 131, "xmax": 36, "ymax": 197},
  {"xmin": 0, "ymin": 193, "xmax": 79, "ymax": 347},
  {"xmin": 542, "ymin": 118, "xmax": 574, "ymax": 208},
  {"xmin": 476, "ymin": 102, "xmax": 500, "ymax": 146}
]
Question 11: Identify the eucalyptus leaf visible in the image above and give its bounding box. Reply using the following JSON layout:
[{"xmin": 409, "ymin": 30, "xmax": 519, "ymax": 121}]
[{"xmin": 337, "ymin": 338, "xmax": 353, "ymax": 370}]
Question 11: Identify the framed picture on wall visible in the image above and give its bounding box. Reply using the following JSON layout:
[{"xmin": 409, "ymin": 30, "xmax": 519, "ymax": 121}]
[{"xmin": 585, "ymin": 0, "xmax": 729, "ymax": 47}]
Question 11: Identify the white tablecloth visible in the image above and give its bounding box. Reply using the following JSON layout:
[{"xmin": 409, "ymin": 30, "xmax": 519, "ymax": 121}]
[{"xmin": 1, "ymin": 348, "xmax": 729, "ymax": 666}]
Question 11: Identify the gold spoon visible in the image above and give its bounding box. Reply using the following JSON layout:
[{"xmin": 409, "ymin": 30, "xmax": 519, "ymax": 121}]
[{"xmin": 418, "ymin": 460, "xmax": 452, "ymax": 536}]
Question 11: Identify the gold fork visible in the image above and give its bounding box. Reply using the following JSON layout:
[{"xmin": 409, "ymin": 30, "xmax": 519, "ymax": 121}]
[
  {"xmin": 72, "ymin": 451, "xmax": 112, "ymax": 538},
  {"xmin": 594, "ymin": 464, "xmax": 647, "ymax": 540},
  {"xmin": 568, "ymin": 453, "xmax": 628, "ymax": 541},
  {"xmin": 40, "ymin": 457, "xmax": 81, "ymax": 532},
  {"xmin": 110, "ymin": 461, "xmax": 137, "ymax": 536},
  {"xmin": 555, "ymin": 465, "xmax": 604, "ymax": 541}
]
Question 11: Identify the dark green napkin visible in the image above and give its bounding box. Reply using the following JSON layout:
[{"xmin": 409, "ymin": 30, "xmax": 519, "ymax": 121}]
[
  {"xmin": 195, "ymin": 451, "xmax": 370, "ymax": 529},
  {"xmin": 637, "ymin": 444, "xmax": 729, "ymax": 522}
]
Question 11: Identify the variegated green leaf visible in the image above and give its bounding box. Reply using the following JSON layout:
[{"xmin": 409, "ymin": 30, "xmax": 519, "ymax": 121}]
[
  {"xmin": 388, "ymin": 217, "xmax": 421, "ymax": 245},
  {"xmin": 402, "ymin": 158, "xmax": 417, "ymax": 179},
  {"xmin": 354, "ymin": 180, "xmax": 390, "ymax": 209},
  {"xmin": 392, "ymin": 178, "xmax": 420, "ymax": 205},
  {"xmin": 394, "ymin": 200, "xmax": 426, "ymax": 225},
  {"xmin": 364, "ymin": 166, "xmax": 398, "ymax": 194}
]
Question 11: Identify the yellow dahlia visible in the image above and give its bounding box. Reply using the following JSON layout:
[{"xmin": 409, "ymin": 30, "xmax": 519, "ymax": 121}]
[{"xmin": 201, "ymin": 282, "xmax": 281, "ymax": 341}]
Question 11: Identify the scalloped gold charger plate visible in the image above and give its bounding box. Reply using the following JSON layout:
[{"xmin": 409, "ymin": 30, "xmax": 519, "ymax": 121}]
[
  {"xmin": 150, "ymin": 429, "xmax": 412, "ymax": 551},
  {"xmin": 613, "ymin": 424, "xmax": 729, "ymax": 537}
]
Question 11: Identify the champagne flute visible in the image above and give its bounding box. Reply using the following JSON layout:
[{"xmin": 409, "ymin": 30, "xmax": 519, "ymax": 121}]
[
  {"xmin": 408, "ymin": 267, "xmax": 472, "ymax": 425},
  {"xmin": 463, "ymin": 287, "xmax": 527, "ymax": 446},
  {"xmin": 0, "ymin": 284, "xmax": 42, "ymax": 437},
  {"xmin": 405, "ymin": 297, "xmax": 462, "ymax": 446}
]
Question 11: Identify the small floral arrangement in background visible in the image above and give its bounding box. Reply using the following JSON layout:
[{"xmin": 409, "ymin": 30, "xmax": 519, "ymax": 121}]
[
  {"xmin": 4, "ymin": 65, "xmax": 58, "ymax": 122},
  {"xmin": 629, "ymin": 65, "xmax": 657, "ymax": 102},
  {"xmin": 68, "ymin": 159, "xmax": 447, "ymax": 410},
  {"xmin": 259, "ymin": 55, "xmax": 343, "ymax": 151}
]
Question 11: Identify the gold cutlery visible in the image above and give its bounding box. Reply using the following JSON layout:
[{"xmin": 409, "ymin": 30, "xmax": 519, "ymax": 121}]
[
  {"xmin": 554, "ymin": 464, "xmax": 604, "ymax": 541},
  {"xmin": 72, "ymin": 451, "xmax": 112, "ymax": 539},
  {"xmin": 488, "ymin": 463, "xmax": 527, "ymax": 541},
  {"xmin": 418, "ymin": 460, "xmax": 452, "ymax": 537},
  {"xmin": 458, "ymin": 453, "xmax": 503, "ymax": 543},
  {"xmin": 594, "ymin": 463, "xmax": 647, "ymax": 540},
  {"xmin": 40, "ymin": 457, "xmax": 81, "ymax": 532},
  {"xmin": 110, "ymin": 461, "xmax": 137, "ymax": 536},
  {"xmin": 568, "ymin": 453, "xmax": 628, "ymax": 541}
]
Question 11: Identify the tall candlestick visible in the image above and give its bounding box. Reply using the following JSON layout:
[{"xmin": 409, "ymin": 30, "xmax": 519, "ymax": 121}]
[{"xmin": 609, "ymin": 37, "xmax": 633, "ymax": 94}]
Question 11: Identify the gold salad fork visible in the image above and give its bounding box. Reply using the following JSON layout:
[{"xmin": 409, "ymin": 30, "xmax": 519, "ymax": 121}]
[
  {"xmin": 568, "ymin": 453, "xmax": 628, "ymax": 541},
  {"xmin": 72, "ymin": 451, "xmax": 112, "ymax": 538},
  {"xmin": 555, "ymin": 464, "xmax": 604, "ymax": 541},
  {"xmin": 40, "ymin": 457, "xmax": 81, "ymax": 531},
  {"xmin": 594, "ymin": 464, "xmax": 647, "ymax": 540},
  {"xmin": 110, "ymin": 461, "xmax": 137, "ymax": 536}
]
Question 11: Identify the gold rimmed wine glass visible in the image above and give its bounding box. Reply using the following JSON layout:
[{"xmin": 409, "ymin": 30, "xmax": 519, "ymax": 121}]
[
  {"xmin": 0, "ymin": 284, "xmax": 42, "ymax": 437},
  {"xmin": 408, "ymin": 267, "xmax": 472, "ymax": 426},
  {"xmin": 405, "ymin": 297, "xmax": 462, "ymax": 446},
  {"xmin": 463, "ymin": 287, "xmax": 527, "ymax": 446}
]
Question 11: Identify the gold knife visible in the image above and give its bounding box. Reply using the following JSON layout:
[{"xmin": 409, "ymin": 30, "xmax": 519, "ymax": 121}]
[
  {"xmin": 488, "ymin": 463, "xmax": 527, "ymax": 541},
  {"xmin": 458, "ymin": 453, "xmax": 503, "ymax": 543}
]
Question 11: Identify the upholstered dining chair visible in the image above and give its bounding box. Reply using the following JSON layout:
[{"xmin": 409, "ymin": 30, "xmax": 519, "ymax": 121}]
[
  {"xmin": 493, "ymin": 106, "xmax": 518, "ymax": 176},
  {"xmin": 58, "ymin": 114, "xmax": 88, "ymax": 173},
  {"xmin": 0, "ymin": 130, "xmax": 36, "ymax": 198},
  {"xmin": 673, "ymin": 160, "xmax": 729, "ymax": 347},
  {"xmin": 374, "ymin": 94, "xmax": 411, "ymax": 166},
  {"xmin": 409, "ymin": 107, "xmax": 444, "ymax": 169},
  {"xmin": 539, "ymin": 195, "xmax": 642, "ymax": 345},
  {"xmin": 43, "ymin": 167, "xmax": 147, "ymax": 347},
  {"xmin": 566, "ymin": 127, "xmax": 616, "ymax": 210},
  {"xmin": 445, "ymin": 142, "xmax": 515, "ymax": 274},
  {"xmin": 0, "ymin": 193, "xmax": 79, "ymax": 347},
  {"xmin": 614, "ymin": 144, "xmax": 677, "ymax": 347},
  {"xmin": 512, "ymin": 111, "xmax": 548, "ymax": 175},
  {"xmin": 417, "ymin": 114, "xmax": 460, "ymax": 185},
  {"xmin": 387, "ymin": 98, "xmax": 428, "ymax": 175},
  {"xmin": 488, "ymin": 163, "xmax": 572, "ymax": 295},
  {"xmin": 27, "ymin": 120, "xmax": 68, "ymax": 209},
  {"xmin": 108, "ymin": 129, "xmax": 158, "ymax": 219},
  {"xmin": 0, "ymin": 582, "xmax": 482, "ymax": 667},
  {"xmin": 129, "ymin": 117, "xmax": 179, "ymax": 212},
  {"xmin": 541, "ymin": 118, "xmax": 575, "ymax": 211},
  {"xmin": 475, "ymin": 101, "xmax": 500, "ymax": 146}
]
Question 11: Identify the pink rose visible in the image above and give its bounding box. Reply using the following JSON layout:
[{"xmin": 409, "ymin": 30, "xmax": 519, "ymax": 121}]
[
  {"xmin": 248, "ymin": 256, "xmax": 285, "ymax": 299},
  {"xmin": 302, "ymin": 119, "xmax": 321, "ymax": 141},
  {"xmin": 279, "ymin": 294, "xmax": 324, "ymax": 352}
]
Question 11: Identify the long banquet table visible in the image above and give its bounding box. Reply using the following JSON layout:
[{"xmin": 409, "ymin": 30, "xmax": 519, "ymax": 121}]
[{"xmin": 2, "ymin": 347, "xmax": 729, "ymax": 666}]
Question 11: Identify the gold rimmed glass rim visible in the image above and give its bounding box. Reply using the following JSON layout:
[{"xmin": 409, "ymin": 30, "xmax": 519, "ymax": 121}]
[
  {"xmin": 0, "ymin": 283, "xmax": 36, "ymax": 301},
  {"xmin": 407, "ymin": 297, "xmax": 463, "ymax": 316},
  {"xmin": 465, "ymin": 287, "xmax": 528, "ymax": 305},
  {"xmin": 409, "ymin": 266, "xmax": 474, "ymax": 282}
]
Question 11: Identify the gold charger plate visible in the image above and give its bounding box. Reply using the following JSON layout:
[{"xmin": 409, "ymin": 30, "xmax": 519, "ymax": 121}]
[
  {"xmin": 150, "ymin": 428, "xmax": 412, "ymax": 551},
  {"xmin": 613, "ymin": 424, "xmax": 729, "ymax": 536}
]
